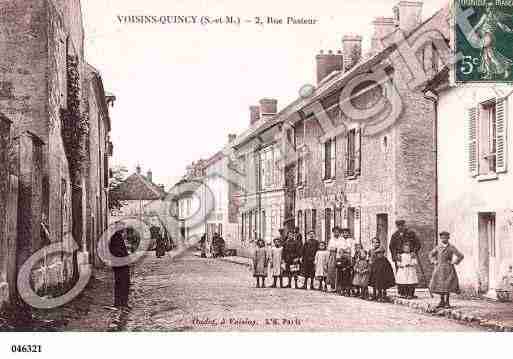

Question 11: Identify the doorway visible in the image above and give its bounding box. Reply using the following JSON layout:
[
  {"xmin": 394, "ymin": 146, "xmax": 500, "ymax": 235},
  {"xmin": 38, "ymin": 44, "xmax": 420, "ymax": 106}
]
[
  {"xmin": 376, "ymin": 214, "xmax": 389, "ymax": 254},
  {"xmin": 478, "ymin": 212, "xmax": 496, "ymax": 294}
]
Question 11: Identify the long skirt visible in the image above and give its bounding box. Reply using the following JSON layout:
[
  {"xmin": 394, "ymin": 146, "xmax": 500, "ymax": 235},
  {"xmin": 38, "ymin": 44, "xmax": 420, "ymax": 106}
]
[
  {"xmin": 327, "ymin": 250, "xmax": 337, "ymax": 286},
  {"xmin": 369, "ymin": 258, "xmax": 395, "ymax": 290},
  {"xmin": 429, "ymin": 263, "xmax": 459, "ymax": 294},
  {"xmin": 337, "ymin": 267, "xmax": 353, "ymax": 290},
  {"xmin": 114, "ymin": 266, "xmax": 130, "ymax": 306},
  {"xmin": 302, "ymin": 260, "xmax": 315, "ymax": 278}
]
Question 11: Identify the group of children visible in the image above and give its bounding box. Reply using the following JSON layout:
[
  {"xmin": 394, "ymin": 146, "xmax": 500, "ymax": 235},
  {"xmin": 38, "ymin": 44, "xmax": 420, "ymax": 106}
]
[{"xmin": 252, "ymin": 234, "xmax": 420, "ymax": 302}]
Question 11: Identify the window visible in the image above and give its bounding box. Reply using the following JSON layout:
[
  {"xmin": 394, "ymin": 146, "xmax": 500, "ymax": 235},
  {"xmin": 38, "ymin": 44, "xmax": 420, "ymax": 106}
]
[
  {"xmin": 345, "ymin": 128, "xmax": 361, "ymax": 178},
  {"xmin": 324, "ymin": 208, "xmax": 332, "ymax": 243},
  {"xmin": 249, "ymin": 212, "xmax": 253, "ymax": 241},
  {"xmin": 218, "ymin": 223, "xmax": 223, "ymax": 236},
  {"xmin": 261, "ymin": 210, "xmax": 266, "ymax": 240},
  {"xmin": 241, "ymin": 213, "xmax": 245, "ymax": 241},
  {"xmin": 347, "ymin": 207, "xmax": 356, "ymax": 239},
  {"xmin": 297, "ymin": 155, "xmax": 305, "ymax": 186},
  {"xmin": 312, "ymin": 209, "xmax": 317, "ymax": 234},
  {"xmin": 297, "ymin": 210, "xmax": 303, "ymax": 236},
  {"xmin": 469, "ymin": 97, "xmax": 507, "ymax": 177},
  {"xmin": 322, "ymin": 138, "xmax": 336, "ymax": 180}
]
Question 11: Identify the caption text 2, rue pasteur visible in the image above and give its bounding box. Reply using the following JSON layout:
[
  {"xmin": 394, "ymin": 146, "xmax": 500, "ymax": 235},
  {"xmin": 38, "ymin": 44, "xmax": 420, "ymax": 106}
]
[{"xmin": 116, "ymin": 15, "xmax": 319, "ymax": 26}]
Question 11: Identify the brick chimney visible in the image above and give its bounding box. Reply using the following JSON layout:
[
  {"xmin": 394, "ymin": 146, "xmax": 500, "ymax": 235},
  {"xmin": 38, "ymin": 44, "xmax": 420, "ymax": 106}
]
[
  {"xmin": 394, "ymin": 1, "xmax": 423, "ymax": 32},
  {"xmin": 259, "ymin": 98, "xmax": 278, "ymax": 117},
  {"xmin": 250, "ymin": 106, "xmax": 260, "ymax": 126},
  {"xmin": 371, "ymin": 17, "xmax": 396, "ymax": 53},
  {"xmin": 316, "ymin": 50, "xmax": 343, "ymax": 84},
  {"xmin": 228, "ymin": 133, "xmax": 237, "ymax": 143},
  {"xmin": 342, "ymin": 34, "xmax": 363, "ymax": 72},
  {"xmin": 147, "ymin": 169, "xmax": 153, "ymax": 182}
]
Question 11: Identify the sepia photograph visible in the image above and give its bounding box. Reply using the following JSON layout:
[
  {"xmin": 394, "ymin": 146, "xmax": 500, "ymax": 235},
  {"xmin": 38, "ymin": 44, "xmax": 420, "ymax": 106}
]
[{"xmin": 1, "ymin": 0, "xmax": 513, "ymax": 356}]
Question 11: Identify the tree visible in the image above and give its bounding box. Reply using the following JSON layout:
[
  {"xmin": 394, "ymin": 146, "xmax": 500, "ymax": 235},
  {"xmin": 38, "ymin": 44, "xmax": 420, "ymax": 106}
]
[{"xmin": 108, "ymin": 165, "xmax": 128, "ymax": 215}]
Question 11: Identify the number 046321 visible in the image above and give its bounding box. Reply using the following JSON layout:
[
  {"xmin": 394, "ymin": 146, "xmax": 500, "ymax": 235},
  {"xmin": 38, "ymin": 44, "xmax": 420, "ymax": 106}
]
[{"xmin": 10, "ymin": 345, "xmax": 42, "ymax": 353}]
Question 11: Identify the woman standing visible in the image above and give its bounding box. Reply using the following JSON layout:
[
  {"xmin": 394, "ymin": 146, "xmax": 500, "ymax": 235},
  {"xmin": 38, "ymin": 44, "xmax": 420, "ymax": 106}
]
[
  {"xmin": 301, "ymin": 230, "xmax": 319, "ymax": 290},
  {"xmin": 327, "ymin": 227, "xmax": 344, "ymax": 292},
  {"xmin": 429, "ymin": 231, "xmax": 464, "ymax": 309}
]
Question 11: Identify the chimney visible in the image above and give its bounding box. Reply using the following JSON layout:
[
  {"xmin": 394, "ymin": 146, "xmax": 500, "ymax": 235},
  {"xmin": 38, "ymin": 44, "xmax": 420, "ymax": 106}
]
[
  {"xmin": 315, "ymin": 49, "xmax": 343, "ymax": 84},
  {"xmin": 228, "ymin": 133, "xmax": 237, "ymax": 143},
  {"xmin": 259, "ymin": 98, "xmax": 278, "ymax": 117},
  {"xmin": 136, "ymin": 164, "xmax": 141, "ymax": 174},
  {"xmin": 342, "ymin": 34, "xmax": 363, "ymax": 72},
  {"xmin": 147, "ymin": 169, "xmax": 153, "ymax": 182},
  {"xmin": 250, "ymin": 106, "xmax": 260, "ymax": 126},
  {"xmin": 394, "ymin": 1, "xmax": 423, "ymax": 32},
  {"xmin": 371, "ymin": 17, "xmax": 396, "ymax": 53}
]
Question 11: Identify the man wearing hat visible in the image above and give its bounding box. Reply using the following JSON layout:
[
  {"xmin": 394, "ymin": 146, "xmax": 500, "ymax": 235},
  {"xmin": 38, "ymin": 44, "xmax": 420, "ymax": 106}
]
[{"xmin": 389, "ymin": 220, "xmax": 421, "ymax": 297}]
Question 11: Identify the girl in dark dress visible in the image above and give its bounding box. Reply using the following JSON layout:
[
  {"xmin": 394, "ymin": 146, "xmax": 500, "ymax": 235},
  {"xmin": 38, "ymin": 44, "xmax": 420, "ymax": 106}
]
[
  {"xmin": 337, "ymin": 249, "xmax": 353, "ymax": 296},
  {"xmin": 369, "ymin": 238, "xmax": 395, "ymax": 302},
  {"xmin": 109, "ymin": 230, "xmax": 130, "ymax": 308},
  {"xmin": 151, "ymin": 226, "xmax": 166, "ymax": 258},
  {"xmin": 301, "ymin": 230, "xmax": 319, "ymax": 290}
]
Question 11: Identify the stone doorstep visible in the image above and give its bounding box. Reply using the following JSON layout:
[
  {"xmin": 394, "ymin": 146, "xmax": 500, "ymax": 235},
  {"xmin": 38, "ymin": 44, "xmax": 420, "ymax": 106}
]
[{"xmin": 390, "ymin": 296, "xmax": 513, "ymax": 332}]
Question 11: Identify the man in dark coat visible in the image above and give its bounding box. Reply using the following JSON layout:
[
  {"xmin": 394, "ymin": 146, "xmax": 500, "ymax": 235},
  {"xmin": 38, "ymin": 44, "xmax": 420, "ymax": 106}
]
[
  {"xmin": 110, "ymin": 229, "xmax": 130, "ymax": 308},
  {"xmin": 282, "ymin": 231, "xmax": 303, "ymax": 289},
  {"xmin": 294, "ymin": 226, "xmax": 303, "ymax": 244},
  {"xmin": 301, "ymin": 230, "xmax": 319, "ymax": 290},
  {"xmin": 389, "ymin": 220, "xmax": 421, "ymax": 297},
  {"xmin": 199, "ymin": 233, "xmax": 207, "ymax": 258}
]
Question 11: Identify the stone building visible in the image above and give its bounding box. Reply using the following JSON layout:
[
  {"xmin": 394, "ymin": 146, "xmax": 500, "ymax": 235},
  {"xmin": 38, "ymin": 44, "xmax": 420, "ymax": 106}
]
[
  {"xmin": 0, "ymin": 0, "xmax": 114, "ymax": 308},
  {"xmin": 425, "ymin": 65, "xmax": 513, "ymax": 297},
  {"xmin": 232, "ymin": 99, "xmax": 291, "ymax": 256},
  {"xmin": 283, "ymin": 1, "xmax": 448, "ymax": 282}
]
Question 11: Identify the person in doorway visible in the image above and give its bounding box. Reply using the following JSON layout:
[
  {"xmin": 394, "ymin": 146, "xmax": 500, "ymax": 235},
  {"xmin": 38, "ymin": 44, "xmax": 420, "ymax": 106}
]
[
  {"xmin": 389, "ymin": 220, "xmax": 421, "ymax": 297},
  {"xmin": 253, "ymin": 239, "xmax": 269, "ymax": 288},
  {"xmin": 429, "ymin": 231, "xmax": 464, "ymax": 309},
  {"xmin": 301, "ymin": 230, "xmax": 319, "ymax": 290},
  {"xmin": 369, "ymin": 238, "xmax": 395, "ymax": 302},
  {"xmin": 110, "ymin": 229, "xmax": 131, "ymax": 309},
  {"xmin": 315, "ymin": 242, "xmax": 329, "ymax": 291},
  {"xmin": 282, "ymin": 231, "xmax": 303, "ymax": 288},
  {"xmin": 294, "ymin": 226, "xmax": 303, "ymax": 243},
  {"xmin": 396, "ymin": 242, "xmax": 419, "ymax": 299},
  {"xmin": 269, "ymin": 238, "xmax": 284, "ymax": 288}
]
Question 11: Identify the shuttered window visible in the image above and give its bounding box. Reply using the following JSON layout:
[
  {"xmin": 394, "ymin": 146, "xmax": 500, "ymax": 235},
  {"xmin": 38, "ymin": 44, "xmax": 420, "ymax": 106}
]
[
  {"xmin": 345, "ymin": 128, "xmax": 362, "ymax": 178},
  {"xmin": 469, "ymin": 97, "xmax": 507, "ymax": 177}
]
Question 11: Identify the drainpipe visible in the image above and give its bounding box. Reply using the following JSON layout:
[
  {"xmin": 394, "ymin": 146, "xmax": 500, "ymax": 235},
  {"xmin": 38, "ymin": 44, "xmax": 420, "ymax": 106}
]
[{"xmin": 423, "ymin": 89, "xmax": 439, "ymax": 247}]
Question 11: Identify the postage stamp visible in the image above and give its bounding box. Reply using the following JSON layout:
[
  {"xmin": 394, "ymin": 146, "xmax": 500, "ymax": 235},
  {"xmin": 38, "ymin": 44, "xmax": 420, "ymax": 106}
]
[{"xmin": 455, "ymin": 0, "xmax": 513, "ymax": 83}]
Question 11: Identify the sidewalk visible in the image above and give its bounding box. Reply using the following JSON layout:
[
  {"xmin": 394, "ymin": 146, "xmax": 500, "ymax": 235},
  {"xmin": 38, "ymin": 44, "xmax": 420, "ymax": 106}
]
[{"xmin": 210, "ymin": 253, "xmax": 513, "ymax": 332}]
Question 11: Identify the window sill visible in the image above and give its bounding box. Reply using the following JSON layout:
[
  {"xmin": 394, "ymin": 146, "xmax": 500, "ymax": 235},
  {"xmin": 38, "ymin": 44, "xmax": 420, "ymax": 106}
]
[
  {"xmin": 477, "ymin": 173, "xmax": 499, "ymax": 182},
  {"xmin": 345, "ymin": 175, "xmax": 359, "ymax": 181},
  {"xmin": 323, "ymin": 178, "xmax": 336, "ymax": 184},
  {"xmin": 296, "ymin": 185, "xmax": 304, "ymax": 190}
]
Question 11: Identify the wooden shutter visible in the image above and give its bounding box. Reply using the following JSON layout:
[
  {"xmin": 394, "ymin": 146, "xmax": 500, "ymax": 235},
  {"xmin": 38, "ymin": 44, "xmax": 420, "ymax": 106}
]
[
  {"xmin": 332, "ymin": 137, "xmax": 337, "ymax": 179},
  {"xmin": 355, "ymin": 128, "xmax": 362, "ymax": 176},
  {"xmin": 468, "ymin": 107, "xmax": 479, "ymax": 176},
  {"xmin": 345, "ymin": 132, "xmax": 350, "ymax": 177},
  {"xmin": 321, "ymin": 141, "xmax": 326, "ymax": 180},
  {"xmin": 496, "ymin": 97, "xmax": 507, "ymax": 173}
]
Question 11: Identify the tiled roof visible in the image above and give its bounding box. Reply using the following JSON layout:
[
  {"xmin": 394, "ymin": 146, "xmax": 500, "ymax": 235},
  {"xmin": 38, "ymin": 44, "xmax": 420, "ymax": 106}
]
[{"xmin": 110, "ymin": 173, "xmax": 166, "ymax": 201}]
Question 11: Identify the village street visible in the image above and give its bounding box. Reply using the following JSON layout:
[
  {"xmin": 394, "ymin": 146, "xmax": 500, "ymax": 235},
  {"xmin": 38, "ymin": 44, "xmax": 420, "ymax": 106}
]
[{"xmin": 31, "ymin": 249, "xmax": 481, "ymax": 332}]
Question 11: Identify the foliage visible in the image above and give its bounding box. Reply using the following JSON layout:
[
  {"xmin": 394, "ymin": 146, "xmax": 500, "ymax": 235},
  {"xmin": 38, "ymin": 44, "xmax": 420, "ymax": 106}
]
[{"xmin": 108, "ymin": 165, "xmax": 128, "ymax": 214}]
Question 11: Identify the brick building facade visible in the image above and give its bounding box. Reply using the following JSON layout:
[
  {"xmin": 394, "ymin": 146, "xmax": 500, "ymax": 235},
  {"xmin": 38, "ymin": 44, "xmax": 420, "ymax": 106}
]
[{"xmin": 0, "ymin": 0, "xmax": 114, "ymax": 308}]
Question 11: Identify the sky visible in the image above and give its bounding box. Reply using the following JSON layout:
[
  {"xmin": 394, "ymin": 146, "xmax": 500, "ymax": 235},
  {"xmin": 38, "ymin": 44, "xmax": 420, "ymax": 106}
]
[{"xmin": 82, "ymin": 0, "xmax": 448, "ymax": 189}]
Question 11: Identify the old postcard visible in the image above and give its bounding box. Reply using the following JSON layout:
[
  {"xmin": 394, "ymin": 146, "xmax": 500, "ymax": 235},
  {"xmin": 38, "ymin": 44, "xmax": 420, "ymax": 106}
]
[{"xmin": 1, "ymin": 0, "xmax": 513, "ymax": 353}]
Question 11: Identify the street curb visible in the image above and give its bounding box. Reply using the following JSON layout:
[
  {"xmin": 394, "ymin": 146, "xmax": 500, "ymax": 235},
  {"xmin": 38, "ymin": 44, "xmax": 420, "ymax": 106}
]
[{"xmin": 391, "ymin": 297, "xmax": 513, "ymax": 332}]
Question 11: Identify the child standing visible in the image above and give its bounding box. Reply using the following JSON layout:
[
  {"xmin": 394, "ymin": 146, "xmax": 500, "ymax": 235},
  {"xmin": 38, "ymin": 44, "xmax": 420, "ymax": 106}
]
[
  {"xmin": 269, "ymin": 238, "xmax": 284, "ymax": 288},
  {"xmin": 253, "ymin": 239, "xmax": 269, "ymax": 288},
  {"xmin": 429, "ymin": 231, "xmax": 464, "ymax": 308},
  {"xmin": 337, "ymin": 249, "xmax": 353, "ymax": 296},
  {"xmin": 352, "ymin": 245, "xmax": 370, "ymax": 299},
  {"xmin": 369, "ymin": 238, "xmax": 395, "ymax": 302},
  {"xmin": 396, "ymin": 242, "xmax": 418, "ymax": 299},
  {"xmin": 314, "ymin": 242, "xmax": 329, "ymax": 291}
]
